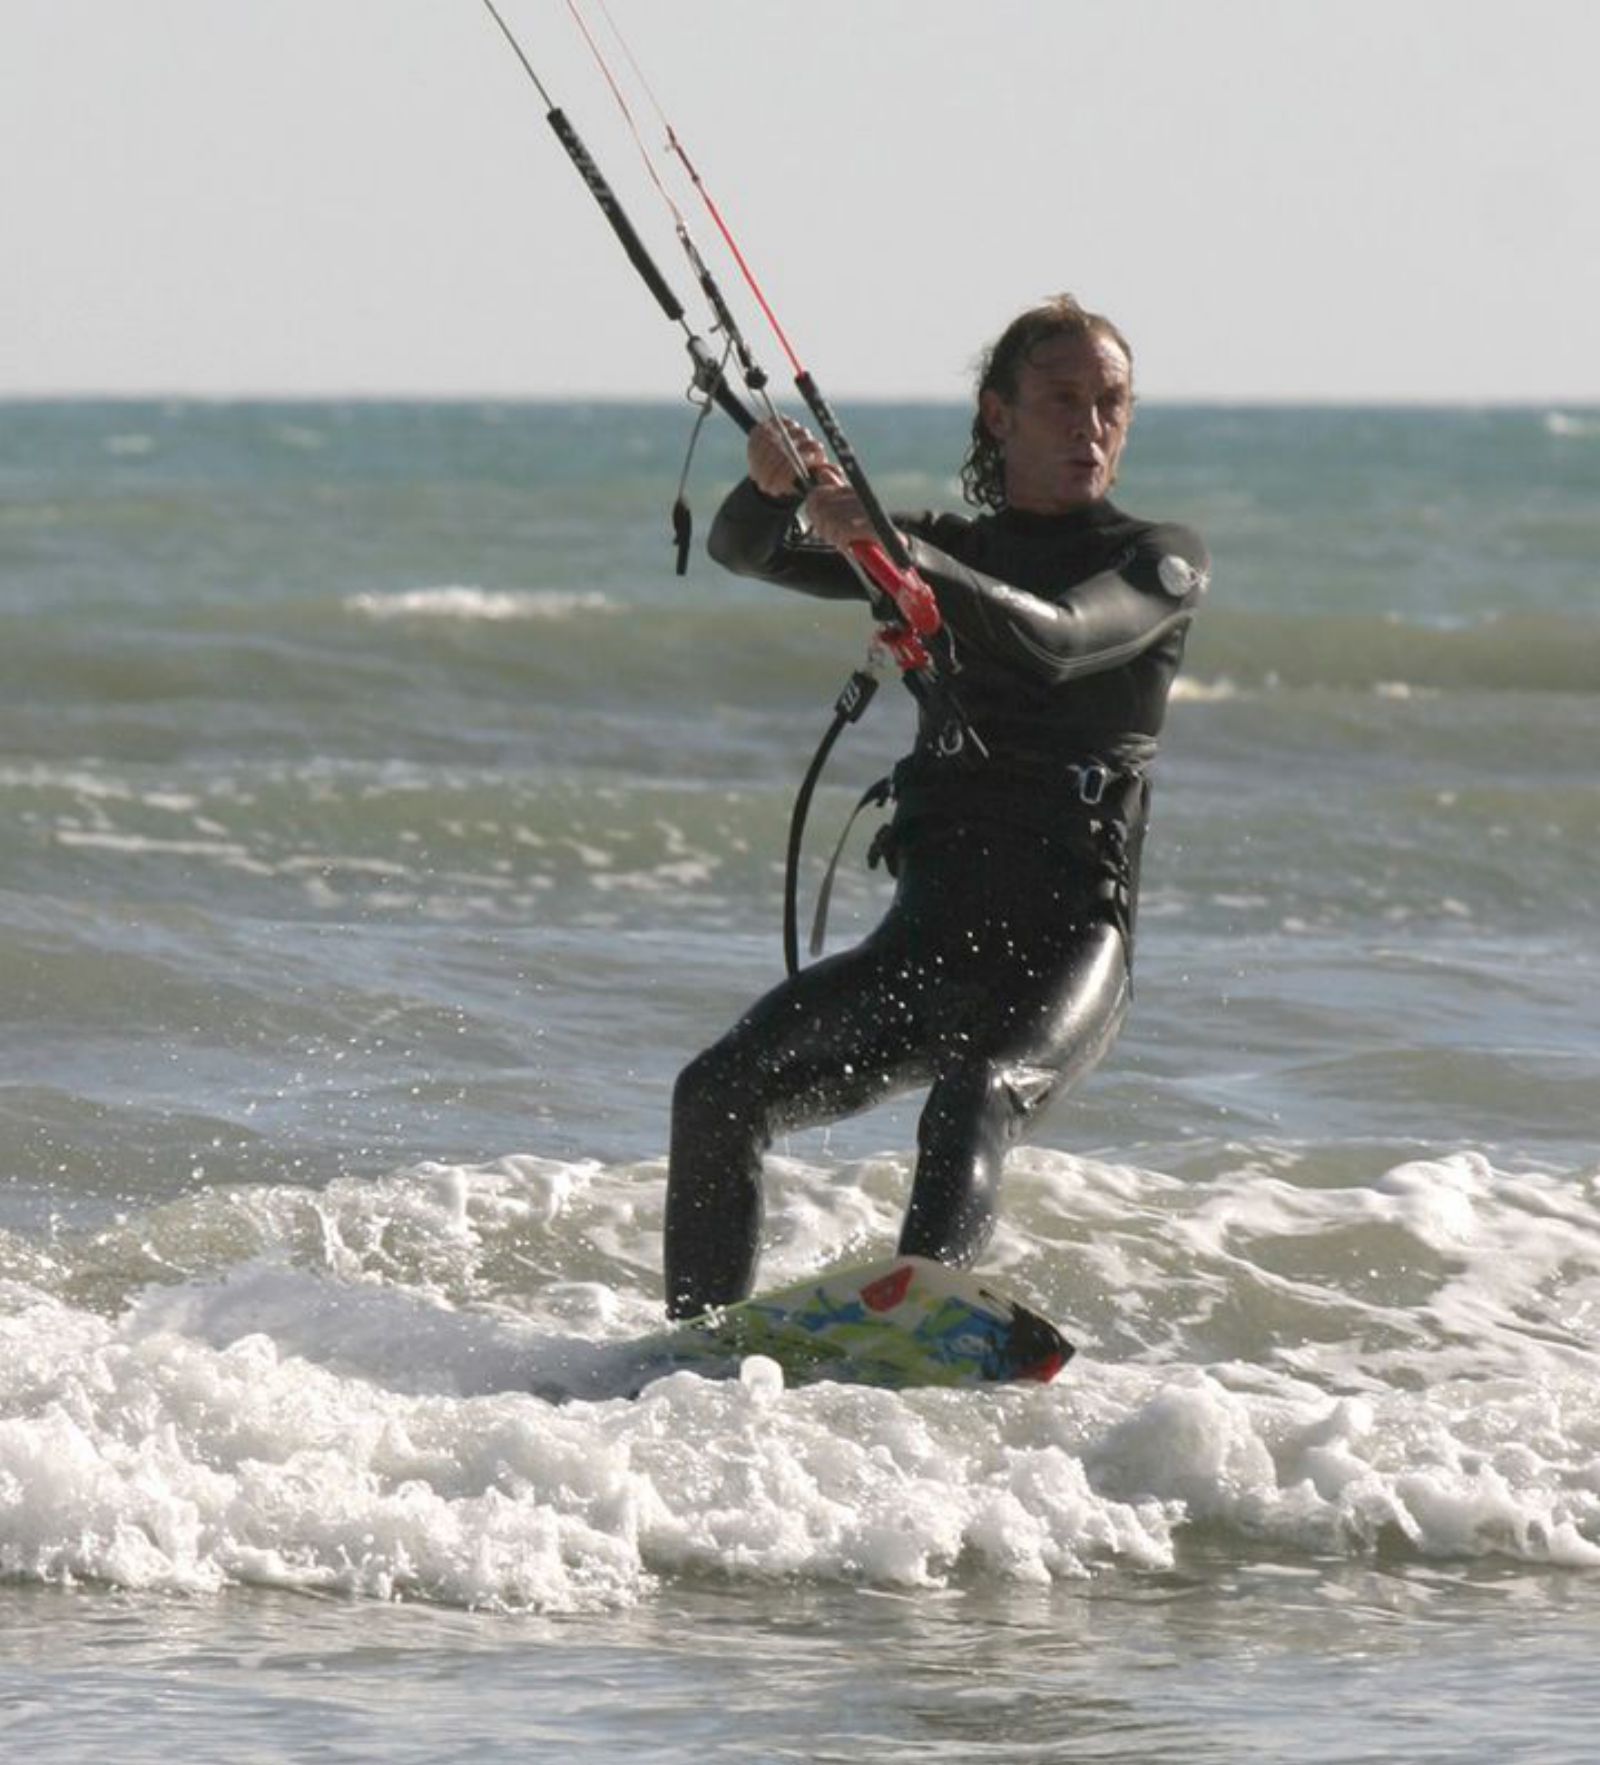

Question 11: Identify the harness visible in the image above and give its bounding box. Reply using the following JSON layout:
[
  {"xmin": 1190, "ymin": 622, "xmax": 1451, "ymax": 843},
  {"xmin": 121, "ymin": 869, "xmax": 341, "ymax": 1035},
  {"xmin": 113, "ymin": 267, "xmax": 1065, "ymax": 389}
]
[{"xmin": 788, "ymin": 726, "xmax": 1155, "ymax": 973}]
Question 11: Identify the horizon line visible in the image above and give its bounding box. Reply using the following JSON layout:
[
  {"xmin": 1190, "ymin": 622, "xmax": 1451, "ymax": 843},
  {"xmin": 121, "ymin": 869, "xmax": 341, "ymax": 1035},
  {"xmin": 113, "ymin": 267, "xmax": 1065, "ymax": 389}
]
[{"xmin": 3, "ymin": 390, "xmax": 1596, "ymax": 412}]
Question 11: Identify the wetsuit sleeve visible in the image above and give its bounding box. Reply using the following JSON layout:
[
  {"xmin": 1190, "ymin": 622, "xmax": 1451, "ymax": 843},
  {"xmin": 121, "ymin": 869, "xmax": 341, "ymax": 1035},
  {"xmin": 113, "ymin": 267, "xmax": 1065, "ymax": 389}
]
[
  {"xmin": 706, "ymin": 478, "xmax": 870, "ymax": 602},
  {"xmin": 904, "ymin": 522, "xmax": 1210, "ymax": 684}
]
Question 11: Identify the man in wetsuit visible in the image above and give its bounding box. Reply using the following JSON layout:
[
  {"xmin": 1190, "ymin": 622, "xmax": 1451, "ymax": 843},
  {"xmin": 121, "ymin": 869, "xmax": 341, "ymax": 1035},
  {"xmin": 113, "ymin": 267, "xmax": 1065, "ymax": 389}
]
[{"xmin": 664, "ymin": 294, "xmax": 1208, "ymax": 1319}]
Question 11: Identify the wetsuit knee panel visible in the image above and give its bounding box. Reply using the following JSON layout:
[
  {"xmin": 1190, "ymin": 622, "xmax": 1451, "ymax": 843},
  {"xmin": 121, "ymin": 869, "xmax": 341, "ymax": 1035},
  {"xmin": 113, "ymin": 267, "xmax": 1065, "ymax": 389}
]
[
  {"xmin": 951, "ymin": 1053, "xmax": 1089, "ymax": 1128},
  {"xmin": 672, "ymin": 1040, "xmax": 742, "ymax": 1118}
]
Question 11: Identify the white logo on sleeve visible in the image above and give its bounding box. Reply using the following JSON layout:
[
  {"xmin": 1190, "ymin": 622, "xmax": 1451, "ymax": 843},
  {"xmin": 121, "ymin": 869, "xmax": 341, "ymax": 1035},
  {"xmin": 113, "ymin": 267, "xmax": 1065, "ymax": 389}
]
[{"xmin": 1157, "ymin": 554, "xmax": 1208, "ymax": 599}]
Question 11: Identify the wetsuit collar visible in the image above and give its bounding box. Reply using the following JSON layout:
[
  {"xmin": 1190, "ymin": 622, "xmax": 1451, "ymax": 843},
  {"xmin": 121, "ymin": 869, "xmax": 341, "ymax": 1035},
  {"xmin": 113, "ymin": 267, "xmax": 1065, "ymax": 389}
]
[{"xmin": 993, "ymin": 498, "xmax": 1124, "ymax": 533}]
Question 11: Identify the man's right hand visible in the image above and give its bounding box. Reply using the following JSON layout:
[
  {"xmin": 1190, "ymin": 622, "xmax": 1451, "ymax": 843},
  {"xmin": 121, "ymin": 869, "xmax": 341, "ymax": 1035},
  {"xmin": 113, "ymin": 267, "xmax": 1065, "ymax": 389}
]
[{"xmin": 747, "ymin": 417, "xmax": 831, "ymax": 498}]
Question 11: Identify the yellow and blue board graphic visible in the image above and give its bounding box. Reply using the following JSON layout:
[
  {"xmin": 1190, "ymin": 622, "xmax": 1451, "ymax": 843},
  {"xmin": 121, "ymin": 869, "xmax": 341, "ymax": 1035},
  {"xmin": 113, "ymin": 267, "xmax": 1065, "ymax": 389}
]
[{"xmin": 624, "ymin": 1255, "xmax": 1073, "ymax": 1393}]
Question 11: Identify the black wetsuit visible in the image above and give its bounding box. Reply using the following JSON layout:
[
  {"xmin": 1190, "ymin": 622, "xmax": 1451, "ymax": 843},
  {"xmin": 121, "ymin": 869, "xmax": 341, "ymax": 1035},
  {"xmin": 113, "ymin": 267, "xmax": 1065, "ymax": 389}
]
[{"xmin": 664, "ymin": 479, "xmax": 1209, "ymax": 1318}]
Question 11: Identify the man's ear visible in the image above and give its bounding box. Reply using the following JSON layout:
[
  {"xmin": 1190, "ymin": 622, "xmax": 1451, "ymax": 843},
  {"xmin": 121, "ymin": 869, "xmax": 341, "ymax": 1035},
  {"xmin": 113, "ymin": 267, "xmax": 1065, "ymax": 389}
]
[{"xmin": 979, "ymin": 387, "xmax": 1010, "ymax": 443}]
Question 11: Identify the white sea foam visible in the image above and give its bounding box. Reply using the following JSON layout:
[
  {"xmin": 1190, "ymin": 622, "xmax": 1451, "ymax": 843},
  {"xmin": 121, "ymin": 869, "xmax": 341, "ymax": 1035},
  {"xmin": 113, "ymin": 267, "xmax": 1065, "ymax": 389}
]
[
  {"xmin": 1544, "ymin": 410, "xmax": 1600, "ymax": 439},
  {"xmin": 4, "ymin": 1149, "xmax": 1599, "ymax": 1612},
  {"xmin": 1169, "ymin": 676, "xmax": 1238, "ymax": 702},
  {"xmin": 51, "ymin": 829, "xmax": 269, "ymax": 871},
  {"xmin": 346, "ymin": 587, "xmax": 616, "ymax": 621}
]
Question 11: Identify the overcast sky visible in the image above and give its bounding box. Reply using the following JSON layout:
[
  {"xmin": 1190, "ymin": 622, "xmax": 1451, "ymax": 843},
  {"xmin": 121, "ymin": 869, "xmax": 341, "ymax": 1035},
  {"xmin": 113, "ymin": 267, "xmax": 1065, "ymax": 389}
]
[{"xmin": 6, "ymin": 0, "xmax": 1597, "ymax": 403}]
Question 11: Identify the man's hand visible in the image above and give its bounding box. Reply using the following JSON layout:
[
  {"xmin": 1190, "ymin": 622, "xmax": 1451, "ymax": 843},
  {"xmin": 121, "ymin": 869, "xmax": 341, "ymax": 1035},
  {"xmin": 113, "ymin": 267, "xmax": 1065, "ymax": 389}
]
[
  {"xmin": 746, "ymin": 416, "xmax": 829, "ymax": 497},
  {"xmin": 804, "ymin": 478, "xmax": 884, "ymax": 551},
  {"xmin": 747, "ymin": 417, "xmax": 904, "ymax": 556}
]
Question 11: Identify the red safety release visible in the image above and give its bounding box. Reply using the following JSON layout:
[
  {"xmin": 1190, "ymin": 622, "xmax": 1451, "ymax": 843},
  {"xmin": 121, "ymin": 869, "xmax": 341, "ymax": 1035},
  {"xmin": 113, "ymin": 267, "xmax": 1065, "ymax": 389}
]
[
  {"xmin": 849, "ymin": 540, "xmax": 942, "ymax": 638},
  {"xmin": 875, "ymin": 625, "xmax": 932, "ymax": 675}
]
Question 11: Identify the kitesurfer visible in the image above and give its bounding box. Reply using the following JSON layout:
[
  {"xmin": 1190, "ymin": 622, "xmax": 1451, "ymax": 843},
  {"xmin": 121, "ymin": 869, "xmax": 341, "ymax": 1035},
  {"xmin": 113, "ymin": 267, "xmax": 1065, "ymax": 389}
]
[{"xmin": 664, "ymin": 294, "xmax": 1209, "ymax": 1319}]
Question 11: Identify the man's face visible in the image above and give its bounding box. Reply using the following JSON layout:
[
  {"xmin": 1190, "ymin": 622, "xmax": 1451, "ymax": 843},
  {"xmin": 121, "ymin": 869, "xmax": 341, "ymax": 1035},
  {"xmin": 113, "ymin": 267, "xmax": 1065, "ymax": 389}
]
[{"xmin": 980, "ymin": 330, "xmax": 1134, "ymax": 513}]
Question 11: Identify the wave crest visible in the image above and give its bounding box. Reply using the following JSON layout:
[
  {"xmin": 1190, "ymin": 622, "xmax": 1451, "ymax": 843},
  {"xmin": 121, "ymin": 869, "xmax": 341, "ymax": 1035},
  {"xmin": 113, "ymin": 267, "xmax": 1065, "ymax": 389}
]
[{"xmin": 346, "ymin": 587, "xmax": 615, "ymax": 622}]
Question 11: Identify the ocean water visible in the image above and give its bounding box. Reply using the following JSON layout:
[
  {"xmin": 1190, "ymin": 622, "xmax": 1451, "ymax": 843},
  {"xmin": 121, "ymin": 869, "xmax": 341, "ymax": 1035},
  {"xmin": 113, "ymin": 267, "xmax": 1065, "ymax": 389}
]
[{"xmin": 1, "ymin": 398, "xmax": 1597, "ymax": 1761}]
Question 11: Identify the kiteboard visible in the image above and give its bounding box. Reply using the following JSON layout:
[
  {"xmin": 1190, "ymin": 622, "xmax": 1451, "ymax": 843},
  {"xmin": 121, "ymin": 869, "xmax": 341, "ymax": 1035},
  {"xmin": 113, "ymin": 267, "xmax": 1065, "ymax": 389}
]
[{"xmin": 578, "ymin": 1255, "xmax": 1073, "ymax": 1399}]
